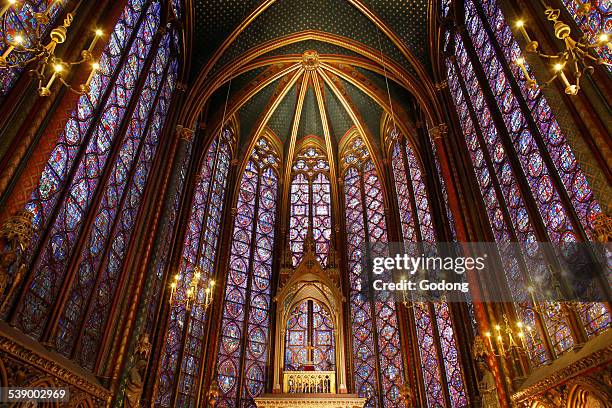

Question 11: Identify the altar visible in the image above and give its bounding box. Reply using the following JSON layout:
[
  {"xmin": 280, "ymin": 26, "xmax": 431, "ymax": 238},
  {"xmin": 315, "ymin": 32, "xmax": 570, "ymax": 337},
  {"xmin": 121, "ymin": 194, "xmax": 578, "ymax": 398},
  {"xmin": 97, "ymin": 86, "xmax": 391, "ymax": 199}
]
[{"xmin": 254, "ymin": 233, "xmax": 365, "ymax": 408}]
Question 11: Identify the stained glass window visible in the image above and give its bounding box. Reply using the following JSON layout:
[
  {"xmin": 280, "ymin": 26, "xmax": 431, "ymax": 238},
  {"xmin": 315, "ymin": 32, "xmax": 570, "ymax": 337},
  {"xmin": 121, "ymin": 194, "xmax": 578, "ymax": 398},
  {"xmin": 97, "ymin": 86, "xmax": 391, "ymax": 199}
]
[
  {"xmin": 388, "ymin": 129, "xmax": 467, "ymax": 407},
  {"xmin": 284, "ymin": 299, "xmax": 335, "ymax": 371},
  {"xmin": 215, "ymin": 136, "xmax": 279, "ymax": 408},
  {"xmin": 10, "ymin": 0, "xmax": 183, "ymax": 373},
  {"xmin": 17, "ymin": 0, "xmax": 162, "ymax": 339},
  {"xmin": 289, "ymin": 146, "xmax": 332, "ymax": 266},
  {"xmin": 561, "ymin": 0, "xmax": 611, "ymax": 71},
  {"xmin": 155, "ymin": 126, "xmax": 235, "ymax": 407},
  {"xmin": 0, "ymin": 0, "xmax": 63, "ymax": 97},
  {"xmin": 443, "ymin": 0, "xmax": 610, "ymax": 365},
  {"xmin": 342, "ymin": 135, "xmax": 405, "ymax": 408}
]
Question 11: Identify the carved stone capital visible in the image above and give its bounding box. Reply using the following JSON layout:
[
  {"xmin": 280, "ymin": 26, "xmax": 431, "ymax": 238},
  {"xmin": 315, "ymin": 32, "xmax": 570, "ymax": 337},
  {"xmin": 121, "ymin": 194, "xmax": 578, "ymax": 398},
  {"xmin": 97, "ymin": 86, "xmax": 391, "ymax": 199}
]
[
  {"xmin": 176, "ymin": 125, "xmax": 194, "ymax": 141},
  {"xmin": 434, "ymin": 80, "xmax": 448, "ymax": 91},
  {"xmin": 428, "ymin": 123, "xmax": 448, "ymax": 141}
]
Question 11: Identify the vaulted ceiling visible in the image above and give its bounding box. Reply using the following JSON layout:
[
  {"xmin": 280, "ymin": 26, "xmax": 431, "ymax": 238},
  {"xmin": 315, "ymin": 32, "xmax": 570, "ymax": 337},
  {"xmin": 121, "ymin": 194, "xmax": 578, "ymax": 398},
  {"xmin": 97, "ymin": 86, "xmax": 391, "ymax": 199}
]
[{"xmin": 183, "ymin": 0, "xmax": 439, "ymax": 163}]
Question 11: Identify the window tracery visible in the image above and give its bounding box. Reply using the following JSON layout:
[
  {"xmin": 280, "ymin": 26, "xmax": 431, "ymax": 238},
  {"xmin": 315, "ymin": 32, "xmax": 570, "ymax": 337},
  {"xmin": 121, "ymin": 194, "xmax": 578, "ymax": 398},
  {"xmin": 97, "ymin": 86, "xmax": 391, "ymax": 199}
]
[
  {"xmin": 155, "ymin": 125, "xmax": 235, "ymax": 407},
  {"xmin": 11, "ymin": 0, "xmax": 182, "ymax": 374},
  {"xmin": 341, "ymin": 134, "xmax": 405, "ymax": 408},
  {"xmin": 387, "ymin": 128, "xmax": 467, "ymax": 408},
  {"xmin": 289, "ymin": 144, "xmax": 332, "ymax": 267},
  {"xmin": 215, "ymin": 135, "xmax": 280, "ymax": 408}
]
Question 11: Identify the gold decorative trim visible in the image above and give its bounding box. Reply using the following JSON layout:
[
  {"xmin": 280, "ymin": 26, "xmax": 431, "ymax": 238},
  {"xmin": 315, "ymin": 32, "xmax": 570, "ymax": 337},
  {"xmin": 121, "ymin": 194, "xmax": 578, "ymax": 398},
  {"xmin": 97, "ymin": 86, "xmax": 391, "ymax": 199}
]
[
  {"xmin": 512, "ymin": 343, "xmax": 612, "ymax": 403},
  {"xmin": 0, "ymin": 334, "xmax": 110, "ymax": 400},
  {"xmin": 254, "ymin": 394, "xmax": 366, "ymax": 408}
]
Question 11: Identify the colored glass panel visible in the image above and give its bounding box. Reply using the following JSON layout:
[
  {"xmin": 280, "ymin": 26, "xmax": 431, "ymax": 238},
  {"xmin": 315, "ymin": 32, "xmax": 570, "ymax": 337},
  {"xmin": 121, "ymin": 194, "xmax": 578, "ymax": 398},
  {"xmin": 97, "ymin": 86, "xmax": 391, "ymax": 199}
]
[
  {"xmin": 18, "ymin": 1, "xmax": 161, "ymax": 338},
  {"xmin": 215, "ymin": 137, "xmax": 279, "ymax": 408},
  {"xmin": 343, "ymin": 136, "xmax": 405, "ymax": 408},
  {"xmin": 156, "ymin": 127, "xmax": 233, "ymax": 407},
  {"xmin": 54, "ymin": 32, "xmax": 174, "ymax": 363},
  {"xmin": 289, "ymin": 146, "xmax": 332, "ymax": 266},
  {"xmin": 474, "ymin": 0, "xmax": 609, "ymax": 336},
  {"xmin": 389, "ymin": 131, "xmax": 467, "ymax": 407}
]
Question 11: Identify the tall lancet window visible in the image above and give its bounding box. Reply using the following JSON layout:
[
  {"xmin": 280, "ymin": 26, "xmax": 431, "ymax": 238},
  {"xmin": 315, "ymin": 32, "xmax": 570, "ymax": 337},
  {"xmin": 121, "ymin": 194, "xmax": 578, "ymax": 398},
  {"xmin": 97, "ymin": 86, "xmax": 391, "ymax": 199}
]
[
  {"xmin": 387, "ymin": 128, "xmax": 467, "ymax": 408},
  {"xmin": 443, "ymin": 0, "xmax": 610, "ymax": 366},
  {"xmin": 341, "ymin": 135, "xmax": 405, "ymax": 408},
  {"xmin": 289, "ymin": 144, "xmax": 332, "ymax": 266},
  {"xmin": 0, "ymin": 0, "xmax": 64, "ymax": 98},
  {"xmin": 155, "ymin": 126, "xmax": 235, "ymax": 407},
  {"xmin": 9, "ymin": 0, "xmax": 180, "ymax": 370},
  {"xmin": 216, "ymin": 136, "xmax": 280, "ymax": 407}
]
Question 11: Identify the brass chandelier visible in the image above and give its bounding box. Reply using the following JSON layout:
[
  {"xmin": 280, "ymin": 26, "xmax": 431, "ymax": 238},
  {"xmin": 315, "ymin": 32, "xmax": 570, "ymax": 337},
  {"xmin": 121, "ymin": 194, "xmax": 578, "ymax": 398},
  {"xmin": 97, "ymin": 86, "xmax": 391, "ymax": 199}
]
[
  {"xmin": 514, "ymin": 1, "xmax": 610, "ymax": 95},
  {"xmin": 169, "ymin": 266, "xmax": 216, "ymax": 312},
  {"xmin": 0, "ymin": 0, "xmax": 103, "ymax": 96}
]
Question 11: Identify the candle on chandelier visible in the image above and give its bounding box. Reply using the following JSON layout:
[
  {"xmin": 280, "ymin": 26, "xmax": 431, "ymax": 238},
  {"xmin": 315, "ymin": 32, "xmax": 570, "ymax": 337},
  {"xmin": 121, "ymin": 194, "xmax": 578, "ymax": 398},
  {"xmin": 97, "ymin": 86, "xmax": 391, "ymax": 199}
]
[
  {"xmin": 88, "ymin": 29, "xmax": 103, "ymax": 52},
  {"xmin": 515, "ymin": 20, "xmax": 531, "ymax": 43},
  {"xmin": 82, "ymin": 61, "xmax": 99, "ymax": 89},
  {"xmin": 1, "ymin": 34, "xmax": 22, "ymax": 61}
]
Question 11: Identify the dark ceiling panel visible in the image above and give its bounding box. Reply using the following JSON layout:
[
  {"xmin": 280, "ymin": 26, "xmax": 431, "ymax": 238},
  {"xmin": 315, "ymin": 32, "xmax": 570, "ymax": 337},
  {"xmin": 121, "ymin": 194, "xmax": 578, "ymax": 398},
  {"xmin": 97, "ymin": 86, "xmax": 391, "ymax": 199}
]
[
  {"xmin": 267, "ymin": 85, "xmax": 298, "ymax": 143},
  {"xmin": 339, "ymin": 77, "xmax": 383, "ymax": 149},
  {"xmin": 361, "ymin": 0, "xmax": 431, "ymax": 73},
  {"xmin": 298, "ymin": 84, "xmax": 323, "ymax": 139},
  {"xmin": 207, "ymin": 0, "xmax": 415, "ymax": 78},
  {"xmin": 353, "ymin": 66, "xmax": 416, "ymax": 118},
  {"xmin": 237, "ymin": 76, "xmax": 281, "ymax": 154},
  {"xmin": 191, "ymin": 0, "xmax": 262, "ymax": 81},
  {"xmin": 324, "ymin": 82, "xmax": 354, "ymax": 143}
]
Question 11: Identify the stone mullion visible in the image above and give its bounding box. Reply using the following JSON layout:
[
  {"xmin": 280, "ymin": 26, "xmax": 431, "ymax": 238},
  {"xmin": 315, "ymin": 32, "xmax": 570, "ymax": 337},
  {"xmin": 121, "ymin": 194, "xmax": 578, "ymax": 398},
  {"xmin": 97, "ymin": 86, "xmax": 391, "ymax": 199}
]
[{"xmin": 7, "ymin": 0, "xmax": 155, "ymax": 322}]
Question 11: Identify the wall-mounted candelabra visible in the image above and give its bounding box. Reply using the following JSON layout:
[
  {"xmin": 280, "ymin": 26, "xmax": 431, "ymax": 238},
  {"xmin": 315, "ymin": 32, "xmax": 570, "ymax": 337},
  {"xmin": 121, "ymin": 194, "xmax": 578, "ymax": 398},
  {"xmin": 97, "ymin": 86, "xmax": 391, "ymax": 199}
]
[
  {"xmin": 168, "ymin": 266, "xmax": 215, "ymax": 312},
  {"xmin": 0, "ymin": 0, "xmax": 104, "ymax": 96},
  {"xmin": 483, "ymin": 314, "xmax": 534, "ymax": 359},
  {"xmin": 513, "ymin": 1, "xmax": 610, "ymax": 95}
]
